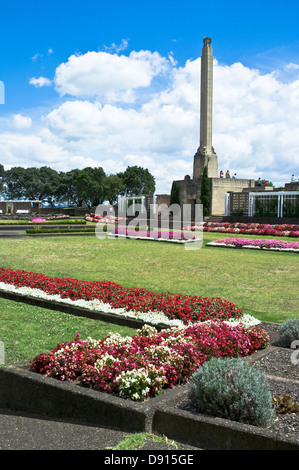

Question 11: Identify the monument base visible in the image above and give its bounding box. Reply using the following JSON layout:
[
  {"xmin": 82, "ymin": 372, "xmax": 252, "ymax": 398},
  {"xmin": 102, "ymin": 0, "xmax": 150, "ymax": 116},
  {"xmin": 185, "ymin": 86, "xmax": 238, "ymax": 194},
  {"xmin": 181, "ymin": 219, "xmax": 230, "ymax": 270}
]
[{"xmin": 193, "ymin": 146, "xmax": 218, "ymax": 179}]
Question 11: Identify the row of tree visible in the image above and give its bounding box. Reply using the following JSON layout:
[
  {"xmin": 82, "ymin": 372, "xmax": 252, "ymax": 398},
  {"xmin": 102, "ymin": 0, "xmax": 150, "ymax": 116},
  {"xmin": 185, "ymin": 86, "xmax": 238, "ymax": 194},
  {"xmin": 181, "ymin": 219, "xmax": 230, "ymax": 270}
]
[{"xmin": 0, "ymin": 164, "xmax": 156, "ymax": 207}]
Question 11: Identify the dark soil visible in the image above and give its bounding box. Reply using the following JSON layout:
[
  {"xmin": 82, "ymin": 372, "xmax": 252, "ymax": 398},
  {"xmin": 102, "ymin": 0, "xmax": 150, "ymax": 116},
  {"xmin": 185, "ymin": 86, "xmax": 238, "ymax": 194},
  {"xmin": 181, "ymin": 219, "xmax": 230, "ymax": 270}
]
[{"xmin": 252, "ymin": 322, "xmax": 299, "ymax": 440}]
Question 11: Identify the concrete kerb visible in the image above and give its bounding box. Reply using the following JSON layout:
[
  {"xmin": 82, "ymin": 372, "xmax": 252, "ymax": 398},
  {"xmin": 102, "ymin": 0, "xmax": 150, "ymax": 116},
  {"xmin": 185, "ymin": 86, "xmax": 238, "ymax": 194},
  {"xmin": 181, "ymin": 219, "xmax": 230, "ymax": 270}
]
[
  {"xmin": 0, "ymin": 289, "xmax": 298, "ymax": 449},
  {"xmin": 152, "ymin": 402, "xmax": 299, "ymax": 450},
  {"xmin": 0, "ymin": 288, "xmax": 170, "ymax": 331},
  {"xmin": 0, "ymin": 362, "xmax": 298, "ymax": 450},
  {"xmin": 0, "ymin": 362, "xmax": 189, "ymax": 434}
]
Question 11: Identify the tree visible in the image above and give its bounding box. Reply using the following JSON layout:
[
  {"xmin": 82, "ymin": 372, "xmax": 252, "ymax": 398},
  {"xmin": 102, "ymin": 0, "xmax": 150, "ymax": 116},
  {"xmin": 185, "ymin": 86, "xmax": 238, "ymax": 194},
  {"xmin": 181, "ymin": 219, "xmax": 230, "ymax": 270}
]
[
  {"xmin": 3, "ymin": 167, "xmax": 29, "ymax": 199},
  {"xmin": 170, "ymin": 180, "xmax": 180, "ymax": 205},
  {"xmin": 2, "ymin": 166, "xmax": 61, "ymax": 203},
  {"xmin": 104, "ymin": 174, "xmax": 125, "ymax": 205},
  {"xmin": 62, "ymin": 167, "xmax": 106, "ymax": 207},
  {"xmin": 200, "ymin": 166, "xmax": 211, "ymax": 216},
  {"xmin": 120, "ymin": 166, "xmax": 155, "ymax": 196},
  {"xmin": 0, "ymin": 163, "xmax": 154, "ymax": 208},
  {"xmin": 0, "ymin": 164, "xmax": 4, "ymax": 195}
]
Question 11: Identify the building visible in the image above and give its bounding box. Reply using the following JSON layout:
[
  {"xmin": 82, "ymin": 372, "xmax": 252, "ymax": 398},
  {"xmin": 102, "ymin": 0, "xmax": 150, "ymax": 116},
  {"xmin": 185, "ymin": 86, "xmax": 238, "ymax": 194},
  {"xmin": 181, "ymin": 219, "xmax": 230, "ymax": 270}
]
[
  {"xmin": 225, "ymin": 182, "xmax": 299, "ymax": 219},
  {"xmin": 0, "ymin": 200, "xmax": 41, "ymax": 216},
  {"xmin": 175, "ymin": 37, "xmax": 255, "ymax": 216}
]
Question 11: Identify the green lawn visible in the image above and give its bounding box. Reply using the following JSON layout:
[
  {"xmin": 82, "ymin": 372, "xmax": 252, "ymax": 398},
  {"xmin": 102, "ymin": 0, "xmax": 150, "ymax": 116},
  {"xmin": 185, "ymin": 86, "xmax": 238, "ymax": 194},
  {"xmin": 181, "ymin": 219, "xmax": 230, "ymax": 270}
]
[
  {"xmin": 0, "ymin": 230, "xmax": 298, "ymax": 364},
  {"xmin": 0, "ymin": 231, "xmax": 298, "ymax": 324},
  {"xmin": 0, "ymin": 297, "xmax": 136, "ymax": 365}
]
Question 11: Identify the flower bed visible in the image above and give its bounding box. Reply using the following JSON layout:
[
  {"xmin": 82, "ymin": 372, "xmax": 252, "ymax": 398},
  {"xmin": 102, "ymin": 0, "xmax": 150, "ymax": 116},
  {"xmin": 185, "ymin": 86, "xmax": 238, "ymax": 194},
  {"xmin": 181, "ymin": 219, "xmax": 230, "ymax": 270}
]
[
  {"xmin": 0, "ymin": 268, "xmax": 244, "ymax": 327},
  {"xmin": 111, "ymin": 227, "xmax": 200, "ymax": 243},
  {"xmin": 29, "ymin": 218, "xmax": 86, "ymax": 225},
  {"xmin": 45, "ymin": 215, "xmax": 70, "ymax": 221},
  {"xmin": 207, "ymin": 238, "xmax": 299, "ymax": 253},
  {"xmin": 30, "ymin": 217, "xmax": 47, "ymax": 223},
  {"xmin": 29, "ymin": 321, "xmax": 270, "ymax": 401},
  {"xmin": 184, "ymin": 222, "xmax": 299, "ymax": 238},
  {"xmin": 85, "ymin": 214, "xmax": 126, "ymax": 223}
]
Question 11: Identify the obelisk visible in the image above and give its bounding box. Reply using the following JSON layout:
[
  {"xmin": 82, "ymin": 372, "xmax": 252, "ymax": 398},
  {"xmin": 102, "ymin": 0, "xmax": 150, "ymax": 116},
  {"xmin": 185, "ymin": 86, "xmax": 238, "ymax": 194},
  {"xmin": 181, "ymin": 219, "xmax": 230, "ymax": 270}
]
[{"xmin": 193, "ymin": 37, "xmax": 218, "ymax": 179}]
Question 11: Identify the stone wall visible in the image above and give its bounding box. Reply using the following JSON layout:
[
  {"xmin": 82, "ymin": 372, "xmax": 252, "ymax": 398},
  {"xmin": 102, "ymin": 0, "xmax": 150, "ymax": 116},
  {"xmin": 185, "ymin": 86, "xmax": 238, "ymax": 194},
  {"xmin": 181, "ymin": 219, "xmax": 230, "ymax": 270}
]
[
  {"xmin": 0, "ymin": 201, "xmax": 35, "ymax": 215},
  {"xmin": 176, "ymin": 176, "xmax": 255, "ymax": 216},
  {"xmin": 176, "ymin": 176, "xmax": 202, "ymax": 205},
  {"xmin": 210, "ymin": 178, "xmax": 255, "ymax": 215}
]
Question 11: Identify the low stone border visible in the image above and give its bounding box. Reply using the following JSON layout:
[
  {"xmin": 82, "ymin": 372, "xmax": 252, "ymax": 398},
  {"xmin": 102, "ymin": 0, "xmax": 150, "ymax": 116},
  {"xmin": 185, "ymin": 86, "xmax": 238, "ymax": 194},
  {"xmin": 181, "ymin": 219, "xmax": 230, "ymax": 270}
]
[
  {"xmin": 0, "ymin": 288, "xmax": 170, "ymax": 331},
  {"xmin": 153, "ymin": 400, "xmax": 299, "ymax": 450},
  {"xmin": 0, "ymin": 361, "xmax": 298, "ymax": 450},
  {"xmin": 206, "ymin": 242, "xmax": 299, "ymax": 253},
  {"xmin": 0, "ymin": 290, "xmax": 298, "ymax": 449},
  {"xmin": 0, "ymin": 362, "xmax": 188, "ymax": 433},
  {"xmin": 106, "ymin": 233, "xmax": 202, "ymax": 245}
]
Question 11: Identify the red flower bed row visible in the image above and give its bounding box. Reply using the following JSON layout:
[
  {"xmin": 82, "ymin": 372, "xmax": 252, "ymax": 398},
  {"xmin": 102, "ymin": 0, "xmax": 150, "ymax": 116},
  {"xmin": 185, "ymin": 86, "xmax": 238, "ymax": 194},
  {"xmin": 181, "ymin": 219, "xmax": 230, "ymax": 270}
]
[
  {"xmin": 29, "ymin": 321, "xmax": 270, "ymax": 399},
  {"xmin": 185, "ymin": 222, "xmax": 299, "ymax": 238},
  {"xmin": 0, "ymin": 267, "xmax": 243, "ymax": 324}
]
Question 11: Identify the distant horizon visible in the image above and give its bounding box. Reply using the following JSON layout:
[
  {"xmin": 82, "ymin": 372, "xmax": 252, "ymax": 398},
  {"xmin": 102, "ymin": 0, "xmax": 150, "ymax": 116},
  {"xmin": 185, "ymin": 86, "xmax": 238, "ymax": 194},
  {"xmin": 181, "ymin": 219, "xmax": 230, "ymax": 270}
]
[{"xmin": 0, "ymin": 0, "xmax": 299, "ymax": 193}]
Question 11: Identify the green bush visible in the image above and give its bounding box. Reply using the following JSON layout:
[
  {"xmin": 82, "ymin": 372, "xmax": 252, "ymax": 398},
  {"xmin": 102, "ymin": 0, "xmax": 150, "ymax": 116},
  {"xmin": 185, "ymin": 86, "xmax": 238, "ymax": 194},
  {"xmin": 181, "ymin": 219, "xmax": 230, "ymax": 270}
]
[
  {"xmin": 200, "ymin": 166, "xmax": 211, "ymax": 216},
  {"xmin": 26, "ymin": 227, "xmax": 96, "ymax": 234},
  {"xmin": 189, "ymin": 357, "xmax": 274, "ymax": 427},
  {"xmin": 278, "ymin": 318, "xmax": 299, "ymax": 348},
  {"xmin": 170, "ymin": 180, "xmax": 180, "ymax": 206}
]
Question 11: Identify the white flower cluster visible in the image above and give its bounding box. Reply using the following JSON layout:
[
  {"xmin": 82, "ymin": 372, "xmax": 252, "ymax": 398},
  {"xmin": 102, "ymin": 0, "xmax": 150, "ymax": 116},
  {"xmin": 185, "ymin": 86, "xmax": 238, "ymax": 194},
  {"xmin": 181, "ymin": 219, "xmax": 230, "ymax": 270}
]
[
  {"xmin": 54, "ymin": 341, "xmax": 80, "ymax": 356},
  {"xmin": 103, "ymin": 332, "xmax": 133, "ymax": 346},
  {"xmin": 86, "ymin": 336, "xmax": 102, "ymax": 348},
  {"xmin": 145, "ymin": 344, "xmax": 172, "ymax": 361},
  {"xmin": 115, "ymin": 365, "xmax": 166, "ymax": 401},
  {"xmin": 95, "ymin": 354, "xmax": 116, "ymax": 370},
  {"xmin": 136, "ymin": 324, "xmax": 158, "ymax": 337},
  {"xmin": 222, "ymin": 314, "xmax": 261, "ymax": 328}
]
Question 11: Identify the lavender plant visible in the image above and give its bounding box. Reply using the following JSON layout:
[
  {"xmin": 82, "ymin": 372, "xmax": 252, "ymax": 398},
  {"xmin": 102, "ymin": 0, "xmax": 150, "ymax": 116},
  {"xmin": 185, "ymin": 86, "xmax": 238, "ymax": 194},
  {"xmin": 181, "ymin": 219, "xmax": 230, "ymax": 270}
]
[
  {"xmin": 190, "ymin": 357, "xmax": 274, "ymax": 427},
  {"xmin": 278, "ymin": 319, "xmax": 299, "ymax": 348}
]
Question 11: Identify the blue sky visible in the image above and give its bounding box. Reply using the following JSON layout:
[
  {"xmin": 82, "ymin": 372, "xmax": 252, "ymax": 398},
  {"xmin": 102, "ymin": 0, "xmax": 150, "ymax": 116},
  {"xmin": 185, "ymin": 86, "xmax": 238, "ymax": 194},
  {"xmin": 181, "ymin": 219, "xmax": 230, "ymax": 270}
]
[{"xmin": 0, "ymin": 0, "xmax": 299, "ymax": 192}]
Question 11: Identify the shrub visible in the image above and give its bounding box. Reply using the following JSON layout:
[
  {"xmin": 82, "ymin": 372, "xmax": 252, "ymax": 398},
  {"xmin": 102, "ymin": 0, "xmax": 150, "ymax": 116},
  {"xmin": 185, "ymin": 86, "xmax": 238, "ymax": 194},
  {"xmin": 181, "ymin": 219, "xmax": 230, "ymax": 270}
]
[
  {"xmin": 278, "ymin": 319, "xmax": 299, "ymax": 348},
  {"xmin": 189, "ymin": 357, "xmax": 274, "ymax": 427},
  {"xmin": 200, "ymin": 166, "xmax": 211, "ymax": 216}
]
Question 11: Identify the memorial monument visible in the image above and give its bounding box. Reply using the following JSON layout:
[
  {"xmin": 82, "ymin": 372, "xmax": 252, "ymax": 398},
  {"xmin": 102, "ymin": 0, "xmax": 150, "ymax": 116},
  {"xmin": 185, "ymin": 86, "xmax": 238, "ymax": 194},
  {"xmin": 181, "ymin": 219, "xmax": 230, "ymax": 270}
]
[
  {"xmin": 193, "ymin": 36, "xmax": 218, "ymax": 179},
  {"xmin": 175, "ymin": 37, "xmax": 255, "ymax": 216}
]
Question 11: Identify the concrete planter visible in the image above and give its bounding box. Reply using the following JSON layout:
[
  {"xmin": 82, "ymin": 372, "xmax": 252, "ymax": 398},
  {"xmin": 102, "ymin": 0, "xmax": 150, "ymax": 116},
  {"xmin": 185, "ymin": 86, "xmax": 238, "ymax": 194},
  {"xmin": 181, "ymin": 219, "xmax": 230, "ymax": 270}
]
[{"xmin": 0, "ymin": 362, "xmax": 298, "ymax": 450}]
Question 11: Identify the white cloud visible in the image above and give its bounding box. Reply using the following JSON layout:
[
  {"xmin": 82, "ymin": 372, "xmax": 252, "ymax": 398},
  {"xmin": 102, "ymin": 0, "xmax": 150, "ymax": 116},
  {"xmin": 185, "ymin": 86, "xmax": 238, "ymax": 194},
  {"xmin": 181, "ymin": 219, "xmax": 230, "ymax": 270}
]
[
  {"xmin": 54, "ymin": 49, "xmax": 171, "ymax": 102},
  {"xmin": 31, "ymin": 53, "xmax": 43, "ymax": 62},
  {"xmin": 212, "ymin": 61, "xmax": 299, "ymax": 182},
  {"xmin": 29, "ymin": 76, "xmax": 52, "ymax": 88},
  {"xmin": 284, "ymin": 62, "xmax": 299, "ymax": 71},
  {"xmin": 1, "ymin": 47, "xmax": 299, "ymax": 192},
  {"xmin": 103, "ymin": 39, "xmax": 129, "ymax": 54},
  {"xmin": 0, "ymin": 132, "xmax": 70, "ymax": 169},
  {"xmin": 12, "ymin": 114, "xmax": 32, "ymax": 130}
]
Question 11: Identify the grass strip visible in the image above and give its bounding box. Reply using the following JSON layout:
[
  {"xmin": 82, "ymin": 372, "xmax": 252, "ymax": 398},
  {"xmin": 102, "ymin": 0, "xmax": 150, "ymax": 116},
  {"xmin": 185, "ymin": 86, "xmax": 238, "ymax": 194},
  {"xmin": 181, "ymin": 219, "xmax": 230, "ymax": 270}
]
[{"xmin": 107, "ymin": 433, "xmax": 179, "ymax": 450}]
